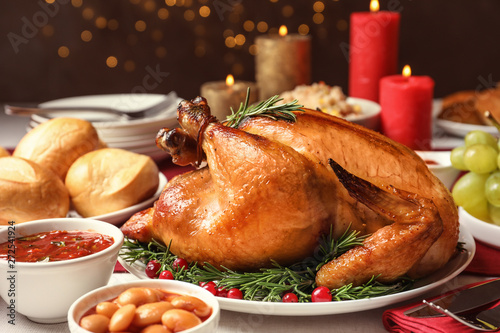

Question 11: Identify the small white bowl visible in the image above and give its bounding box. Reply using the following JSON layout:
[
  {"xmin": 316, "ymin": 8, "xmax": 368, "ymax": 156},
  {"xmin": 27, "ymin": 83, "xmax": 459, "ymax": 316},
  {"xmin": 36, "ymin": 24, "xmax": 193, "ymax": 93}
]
[
  {"xmin": 415, "ymin": 150, "xmax": 461, "ymax": 189},
  {"xmin": 68, "ymin": 279, "xmax": 220, "ymax": 333},
  {"xmin": 459, "ymin": 207, "xmax": 500, "ymax": 249},
  {"xmin": 345, "ymin": 97, "xmax": 381, "ymax": 131},
  {"xmin": 0, "ymin": 218, "xmax": 123, "ymax": 323}
]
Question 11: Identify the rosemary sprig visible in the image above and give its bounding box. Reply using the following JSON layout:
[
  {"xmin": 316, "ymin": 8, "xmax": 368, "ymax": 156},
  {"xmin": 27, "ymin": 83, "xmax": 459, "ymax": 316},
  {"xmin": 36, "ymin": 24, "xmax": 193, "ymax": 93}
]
[
  {"xmin": 225, "ymin": 88, "xmax": 304, "ymax": 128},
  {"xmin": 119, "ymin": 228, "xmax": 414, "ymax": 302}
]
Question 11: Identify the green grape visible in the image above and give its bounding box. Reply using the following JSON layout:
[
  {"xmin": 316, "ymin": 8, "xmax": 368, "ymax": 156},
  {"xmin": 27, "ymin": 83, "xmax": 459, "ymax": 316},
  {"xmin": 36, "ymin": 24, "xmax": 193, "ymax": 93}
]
[
  {"xmin": 485, "ymin": 171, "xmax": 500, "ymax": 206},
  {"xmin": 463, "ymin": 144, "xmax": 498, "ymax": 174},
  {"xmin": 464, "ymin": 130, "xmax": 498, "ymax": 150},
  {"xmin": 465, "ymin": 199, "xmax": 491, "ymax": 222},
  {"xmin": 452, "ymin": 172, "xmax": 490, "ymax": 221},
  {"xmin": 450, "ymin": 146, "xmax": 468, "ymax": 171},
  {"xmin": 489, "ymin": 204, "xmax": 500, "ymax": 225},
  {"xmin": 488, "ymin": 204, "xmax": 500, "ymax": 226}
]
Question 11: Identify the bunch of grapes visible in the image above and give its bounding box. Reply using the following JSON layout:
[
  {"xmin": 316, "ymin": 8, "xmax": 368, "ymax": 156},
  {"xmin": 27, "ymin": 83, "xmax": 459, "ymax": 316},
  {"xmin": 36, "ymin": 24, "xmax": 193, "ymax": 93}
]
[{"xmin": 451, "ymin": 130, "xmax": 500, "ymax": 225}]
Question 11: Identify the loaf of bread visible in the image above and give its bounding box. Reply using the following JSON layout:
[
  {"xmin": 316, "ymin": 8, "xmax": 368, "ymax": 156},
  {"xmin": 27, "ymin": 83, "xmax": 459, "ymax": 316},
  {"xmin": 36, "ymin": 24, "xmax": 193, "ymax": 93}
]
[
  {"xmin": 0, "ymin": 157, "xmax": 70, "ymax": 225},
  {"xmin": 65, "ymin": 148, "xmax": 160, "ymax": 217},
  {"xmin": 13, "ymin": 118, "xmax": 100, "ymax": 180}
]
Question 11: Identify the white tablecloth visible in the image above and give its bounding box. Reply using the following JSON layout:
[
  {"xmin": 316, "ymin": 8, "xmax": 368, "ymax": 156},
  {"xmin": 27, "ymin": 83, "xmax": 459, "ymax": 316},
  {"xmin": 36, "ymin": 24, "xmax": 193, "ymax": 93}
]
[{"xmin": 0, "ymin": 273, "xmax": 489, "ymax": 333}]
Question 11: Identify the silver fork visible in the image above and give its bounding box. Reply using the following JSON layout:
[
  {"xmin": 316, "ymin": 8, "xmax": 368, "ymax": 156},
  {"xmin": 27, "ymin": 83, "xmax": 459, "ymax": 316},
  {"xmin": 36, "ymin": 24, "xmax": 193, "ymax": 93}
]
[{"xmin": 423, "ymin": 300, "xmax": 499, "ymax": 331}]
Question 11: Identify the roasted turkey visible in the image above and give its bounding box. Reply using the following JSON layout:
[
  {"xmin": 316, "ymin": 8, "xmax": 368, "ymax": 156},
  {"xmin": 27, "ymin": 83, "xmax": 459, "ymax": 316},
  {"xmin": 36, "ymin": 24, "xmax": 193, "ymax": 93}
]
[{"xmin": 121, "ymin": 97, "xmax": 459, "ymax": 289}]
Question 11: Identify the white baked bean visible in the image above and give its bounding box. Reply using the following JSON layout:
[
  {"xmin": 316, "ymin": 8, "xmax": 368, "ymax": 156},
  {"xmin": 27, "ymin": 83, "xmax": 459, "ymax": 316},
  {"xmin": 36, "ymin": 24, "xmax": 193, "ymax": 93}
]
[
  {"xmin": 161, "ymin": 309, "xmax": 202, "ymax": 332},
  {"xmin": 140, "ymin": 324, "xmax": 173, "ymax": 333},
  {"xmin": 117, "ymin": 287, "xmax": 162, "ymax": 306},
  {"xmin": 79, "ymin": 314, "xmax": 110, "ymax": 333},
  {"xmin": 170, "ymin": 295, "xmax": 211, "ymax": 318},
  {"xmin": 133, "ymin": 301, "xmax": 174, "ymax": 327},
  {"xmin": 108, "ymin": 303, "xmax": 136, "ymax": 332},
  {"xmin": 96, "ymin": 301, "xmax": 119, "ymax": 318}
]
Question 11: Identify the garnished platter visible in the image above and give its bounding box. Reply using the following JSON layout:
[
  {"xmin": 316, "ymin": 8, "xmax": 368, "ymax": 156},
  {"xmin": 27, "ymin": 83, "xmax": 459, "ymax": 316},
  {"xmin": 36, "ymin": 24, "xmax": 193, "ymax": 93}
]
[{"xmin": 118, "ymin": 224, "xmax": 474, "ymax": 316}]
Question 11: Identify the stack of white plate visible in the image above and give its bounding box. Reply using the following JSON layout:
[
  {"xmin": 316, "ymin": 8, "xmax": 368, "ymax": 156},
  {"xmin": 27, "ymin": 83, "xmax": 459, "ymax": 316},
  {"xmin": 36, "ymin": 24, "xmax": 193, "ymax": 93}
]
[{"xmin": 27, "ymin": 92, "xmax": 182, "ymax": 162}]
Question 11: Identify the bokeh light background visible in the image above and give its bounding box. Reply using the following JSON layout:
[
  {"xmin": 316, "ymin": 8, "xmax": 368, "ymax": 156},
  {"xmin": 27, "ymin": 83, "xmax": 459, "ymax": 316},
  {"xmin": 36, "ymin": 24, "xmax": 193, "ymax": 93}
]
[{"xmin": 1, "ymin": 0, "xmax": 500, "ymax": 102}]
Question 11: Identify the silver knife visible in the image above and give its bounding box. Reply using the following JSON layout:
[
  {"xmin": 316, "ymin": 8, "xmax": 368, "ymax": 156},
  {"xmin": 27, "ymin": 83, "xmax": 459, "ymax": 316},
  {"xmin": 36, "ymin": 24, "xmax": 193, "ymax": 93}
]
[{"xmin": 404, "ymin": 278, "xmax": 500, "ymax": 318}]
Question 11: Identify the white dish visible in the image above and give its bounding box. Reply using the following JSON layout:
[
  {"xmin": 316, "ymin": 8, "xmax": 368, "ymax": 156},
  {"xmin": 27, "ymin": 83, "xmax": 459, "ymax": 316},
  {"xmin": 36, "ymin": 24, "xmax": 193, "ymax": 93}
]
[
  {"xmin": 0, "ymin": 218, "xmax": 124, "ymax": 323},
  {"xmin": 345, "ymin": 97, "xmax": 381, "ymax": 130},
  {"xmin": 68, "ymin": 173, "xmax": 167, "ymax": 225},
  {"xmin": 415, "ymin": 150, "xmax": 461, "ymax": 189},
  {"xmin": 435, "ymin": 119, "xmax": 498, "ymax": 138},
  {"xmin": 459, "ymin": 207, "xmax": 500, "ymax": 249},
  {"xmin": 118, "ymin": 225, "xmax": 474, "ymax": 316}
]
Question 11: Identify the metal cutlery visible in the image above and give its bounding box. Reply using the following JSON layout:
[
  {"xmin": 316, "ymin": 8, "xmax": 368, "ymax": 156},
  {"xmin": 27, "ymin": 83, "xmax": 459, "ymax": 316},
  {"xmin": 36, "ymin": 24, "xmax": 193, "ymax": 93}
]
[
  {"xmin": 424, "ymin": 300, "xmax": 500, "ymax": 331},
  {"xmin": 403, "ymin": 278, "xmax": 500, "ymax": 331},
  {"xmin": 404, "ymin": 278, "xmax": 500, "ymax": 318}
]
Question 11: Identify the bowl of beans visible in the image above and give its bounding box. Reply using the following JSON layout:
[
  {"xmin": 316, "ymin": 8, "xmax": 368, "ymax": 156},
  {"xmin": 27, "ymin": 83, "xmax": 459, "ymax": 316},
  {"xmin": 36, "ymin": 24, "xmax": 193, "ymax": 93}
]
[
  {"xmin": 0, "ymin": 218, "xmax": 124, "ymax": 324},
  {"xmin": 68, "ymin": 279, "xmax": 220, "ymax": 333}
]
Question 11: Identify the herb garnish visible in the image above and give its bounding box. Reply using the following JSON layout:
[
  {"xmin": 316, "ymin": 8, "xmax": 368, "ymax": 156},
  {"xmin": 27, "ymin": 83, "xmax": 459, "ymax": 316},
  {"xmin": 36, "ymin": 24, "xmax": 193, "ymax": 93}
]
[
  {"xmin": 120, "ymin": 228, "xmax": 414, "ymax": 302},
  {"xmin": 225, "ymin": 88, "xmax": 304, "ymax": 128}
]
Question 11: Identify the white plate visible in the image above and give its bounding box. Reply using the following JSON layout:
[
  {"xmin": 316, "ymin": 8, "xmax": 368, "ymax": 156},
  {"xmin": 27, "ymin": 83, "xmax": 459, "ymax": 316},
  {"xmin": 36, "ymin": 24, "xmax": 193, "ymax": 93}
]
[
  {"xmin": 118, "ymin": 224, "xmax": 474, "ymax": 316},
  {"xmin": 68, "ymin": 173, "xmax": 167, "ymax": 225},
  {"xmin": 459, "ymin": 207, "xmax": 500, "ymax": 249},
  {"xmin": 435, "ymin": 119, "xmax": 498, "ymax": 138}
]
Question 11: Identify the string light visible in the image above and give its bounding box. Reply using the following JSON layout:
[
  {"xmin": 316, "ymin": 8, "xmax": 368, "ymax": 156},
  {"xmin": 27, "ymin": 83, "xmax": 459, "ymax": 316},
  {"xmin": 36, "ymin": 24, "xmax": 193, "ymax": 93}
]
[
  {"xmin": 95, "ymin": 16, "xmax": 107, "ymax": 29},
  {"xmin": 298, "ymin": 24, "xmax": 309, "ymax": 35},
  {"xmin": 313, "ymin": 1, "xmax": 325, "ymax": 13},
  {"xmin": 54, "ymin": 1, "xmax": 344, "ymax": 77},
  {"xmin": 124, "ymin": 60, "xmax": 136, "ymax": 72},
  {"xmin": 157, "ymin": 8, "xmax": 169, "ymax": 19},
  {"xmin": 58, "ymin": 46, "xmax": 69, "ymax": 58},
  {"xmin": 82, "ymin": 8, "xmax": 94, "ymax": 20},
  {"xmin": 313, "ymin": 12, "xmax": 324, "ymax": 24},
  {"xmin": 184, "ymin": 9, "xmax": 195, "ymax": 21},
  {"xmin": 108, "ymin": 19, "xmax": 119, "ymax": 30},
  {"xmin": 41, "ymin": 25, "xmax": 54, "ymax": 37},
  {"xmin": 135, "ymin": 20, "xmax": 147, "ymax": 32},
  {"xmin": 106, "ymin": 56, "xmax": 118, "ymax": 68},
  {"xmin": 71, "ymin": 0, "xmax": 82, "ymax": 8},
  {"xmin": 81, "ymin": 30, "xmax": 92, "ymax": 42},
  {"xmin": 282, "ymin": 5, "xmax": 293, "ymax": 17},
  {"xmin": 243, "ymin": 20, "xmax": 255, "ymax": 32},
  {"xmin": 336, "ymin": 19, "xmax": 348, "ymax": 31},
  {"xmin": 256, "ymin": 21, "xmax": 268, "ymax": 33},
  {"xmin": 199, "ymin": 6, "xmax": 210, "ymax": 17}
]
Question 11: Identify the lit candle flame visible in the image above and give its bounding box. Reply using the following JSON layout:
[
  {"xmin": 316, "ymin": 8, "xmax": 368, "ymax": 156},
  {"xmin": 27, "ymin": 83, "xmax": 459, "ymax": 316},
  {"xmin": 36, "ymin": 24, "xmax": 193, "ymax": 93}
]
[
  {"xmin": 226, "ymin": 74, "xmax": 234, "ymax": 86},
  {"xmin": 402, "ymin": 65, "xmax": 411, "ymax": 78},
  {"xmin": 279, "ymin": 25, "xmax": 288, "ymax": 37},
  {"xmin": 370, "ymin": 0, "xmax": 379, "ymax": 13}
]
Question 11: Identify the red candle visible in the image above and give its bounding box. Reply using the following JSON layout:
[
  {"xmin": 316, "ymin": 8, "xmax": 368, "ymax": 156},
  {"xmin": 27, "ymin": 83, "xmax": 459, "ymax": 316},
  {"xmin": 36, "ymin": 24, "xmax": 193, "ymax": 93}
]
[
  {"xmin": 348, "ymin": 0, "xmax": 400, "ymax": 102},
  {"xmin": 380, "ymin": 65, "xmax": 435, "ymax": 150}
]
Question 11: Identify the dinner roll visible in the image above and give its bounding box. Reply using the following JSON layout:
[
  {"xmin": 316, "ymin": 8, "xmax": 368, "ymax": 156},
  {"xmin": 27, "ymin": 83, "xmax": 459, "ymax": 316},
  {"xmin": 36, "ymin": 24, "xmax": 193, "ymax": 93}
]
[
  {"xmin": 0, "ymin": 157, "xmax": 70, "ymax": 225},
  {"xmin": 0, "ymin": 146, "xmax": 9, "ymax": 157},
  {"xmin": 65, "ymin": 148, "xmax": 160, "ymax": 217},
  {"xmin": 13, "ymin": 117, "xmax": 99, "ymax": 180}
]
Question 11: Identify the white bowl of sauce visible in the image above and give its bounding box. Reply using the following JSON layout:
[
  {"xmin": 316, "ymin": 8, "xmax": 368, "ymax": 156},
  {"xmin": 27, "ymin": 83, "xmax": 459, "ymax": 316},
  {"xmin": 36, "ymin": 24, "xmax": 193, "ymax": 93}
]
[
  {"xmin": 415, "ymin": 150, "xmax": 461, "ymax": 189},
  {"xmin": 0, "ymin": 218, "xmax": 123, "ymax": 323}
]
